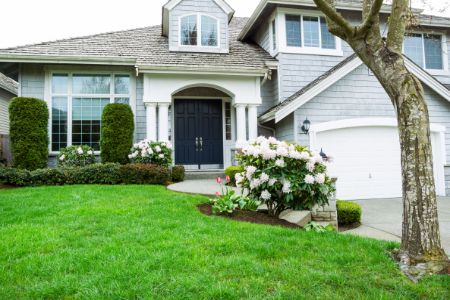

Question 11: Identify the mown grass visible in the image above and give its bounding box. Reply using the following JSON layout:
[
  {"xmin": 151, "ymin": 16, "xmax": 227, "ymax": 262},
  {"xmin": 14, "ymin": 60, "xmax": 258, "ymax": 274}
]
[{"xmin": 0, "ymin": 185, "xmax": 448, "ymax": 299}]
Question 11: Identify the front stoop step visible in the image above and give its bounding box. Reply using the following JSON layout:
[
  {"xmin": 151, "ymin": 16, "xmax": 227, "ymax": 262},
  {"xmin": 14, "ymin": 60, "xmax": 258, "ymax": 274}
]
[
  {"xmin": 258, "ymin": 205, "xmax": 312, "ymax": 227},
  {"xmin": 185, "ymin": 170, "xmax": 225, "ymax": 180}
]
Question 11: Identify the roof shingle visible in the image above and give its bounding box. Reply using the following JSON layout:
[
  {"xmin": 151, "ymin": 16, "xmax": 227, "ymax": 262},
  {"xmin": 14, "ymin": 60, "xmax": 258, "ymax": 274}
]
[{"xmin": 0, "ymin": 17, "xmax": 276, "ymax": 73}]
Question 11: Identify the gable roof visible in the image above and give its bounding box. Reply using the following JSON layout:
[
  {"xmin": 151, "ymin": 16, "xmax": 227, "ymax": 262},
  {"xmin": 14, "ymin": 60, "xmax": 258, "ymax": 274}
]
[
  {"xmin": 0, "ymin": 72, "xmax": 18, "ymax": 95},
  {"xmin": 162, "ymin": 0, "xmax": 235, "ymax": 36},
  {"xmin": 0, "ymin": 17, "xmax": 276, "ymax": 76},
  {"xmin": 239, "ymin": 0, "xmax": 450, "ymax": 41},
  {"xmin": 259, "ymin": 54, "xmax": 450, "ymax": 123}
]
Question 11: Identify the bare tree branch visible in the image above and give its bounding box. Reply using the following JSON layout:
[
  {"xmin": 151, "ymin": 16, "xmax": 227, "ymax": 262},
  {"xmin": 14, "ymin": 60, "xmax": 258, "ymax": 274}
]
[
  {"xmin": 312, "ymin": 0, "xmax": 354, "ymax": 37},
  {"xmin": 386, "ymin": 0, "xmax": 409, "ymax": 52},
  {"xmin": 356, "ymin": 0, "xmax": 384, "ymax": 37}
]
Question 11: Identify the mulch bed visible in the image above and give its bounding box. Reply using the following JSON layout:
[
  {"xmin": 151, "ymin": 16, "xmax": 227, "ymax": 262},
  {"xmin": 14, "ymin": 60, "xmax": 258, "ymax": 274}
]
[
  {"xmin": 0, "ymin": 184, "xmax": 16, "ymax": 190},
  {"xmin": 338, "ymin": 223, "xmax": 361, "ymax": 232},
  {"xmin": 198, "ymin": 203, "xmax": 300, "ymax": 229}
]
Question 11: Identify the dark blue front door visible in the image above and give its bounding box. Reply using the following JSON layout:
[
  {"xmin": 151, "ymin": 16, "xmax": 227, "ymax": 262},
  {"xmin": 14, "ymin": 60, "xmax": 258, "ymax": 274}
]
[{"xmin": 174, "ymin": 99, "xmax": 223, "ymax": 168}]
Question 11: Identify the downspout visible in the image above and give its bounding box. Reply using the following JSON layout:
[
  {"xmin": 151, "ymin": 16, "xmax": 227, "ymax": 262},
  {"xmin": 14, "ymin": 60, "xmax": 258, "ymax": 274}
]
[
  {"xmin": 258, "ymin": 122, "xmax": 276, "ymax": 137},
  {"xmin": 261, "ymin": 68, "xmax": 272, "ymax": 86}
]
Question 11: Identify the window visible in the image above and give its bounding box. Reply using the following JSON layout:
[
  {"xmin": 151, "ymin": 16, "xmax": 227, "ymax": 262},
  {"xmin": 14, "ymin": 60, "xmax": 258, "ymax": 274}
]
[
  {"xmin": 272, "ymin": 19, "xmax": 277, "ymax": 50},
  {"xmin": 50, "ymin": 73, "xmax": 131, "ymax": 152},
  {"xmin": 285, "ymin": 14, "xmax": 337, "ymax": 50},
  {"xmin": 404, "ymin": 33, "xmax": 444, "ymax": 70},
  {"xmin": 225, "ymin": 102, "xmax": 232, "ymax": 140},
  {"xmin": 180, "ymin": 14, "xmax": 219, "ymax": 47}
]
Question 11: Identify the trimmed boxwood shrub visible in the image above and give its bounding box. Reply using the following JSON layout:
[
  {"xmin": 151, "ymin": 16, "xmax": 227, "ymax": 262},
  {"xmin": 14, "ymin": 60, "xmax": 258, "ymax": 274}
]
[
  {"xmin": 101, "ymin": 103, "xmax": 135, "ymax": 164},
  {"xmin": 337, "ymin": 200, "xmax": 362, "ymax": 225},
  {"xmin": 9, "ymin": 97, "xmax": 49, "ymax": 170},
  {"xmin": 120, "ymin": 164, "xmax": 171, "ymax": 184},
  {"xmin": 224, "ymin": 165, "xmax": 244, "ymax": 186},
  {"xmin": 0, "ymin": 163, "xmax": 170, "ymax": 187},
  {"xmin": 171, "ymin": 165, "xmax": 185, "ymax": 182}
]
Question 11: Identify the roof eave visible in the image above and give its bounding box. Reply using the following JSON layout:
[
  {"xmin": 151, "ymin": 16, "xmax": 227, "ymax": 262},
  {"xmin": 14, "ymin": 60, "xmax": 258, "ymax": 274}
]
[
  {"xmin": 0, "ymin": 54, "xmax": 137, "ymax": 66},
  {"xmin": 137, "ymin": 64, "xmax": 267, "ymax": 76}
]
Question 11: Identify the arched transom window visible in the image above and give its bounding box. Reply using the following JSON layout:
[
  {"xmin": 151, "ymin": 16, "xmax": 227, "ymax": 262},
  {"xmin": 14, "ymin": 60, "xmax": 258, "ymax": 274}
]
[{"xmin": 180, "ymin": 14, "xmax": 219, "ymax": 47}]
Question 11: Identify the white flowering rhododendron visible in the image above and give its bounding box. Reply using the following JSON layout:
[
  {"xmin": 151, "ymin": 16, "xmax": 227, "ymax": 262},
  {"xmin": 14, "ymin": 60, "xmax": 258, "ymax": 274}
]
[
  {"xmin": 235, "ymin": 136, "xmax": 335, "ymax": 216},
  {"xmin": 58, "ymin": 145, "xmax": 96, "ymax": 167},
  {"xmin": 129, "ymin": 140, "xmax": 173, "ymax": 167}
]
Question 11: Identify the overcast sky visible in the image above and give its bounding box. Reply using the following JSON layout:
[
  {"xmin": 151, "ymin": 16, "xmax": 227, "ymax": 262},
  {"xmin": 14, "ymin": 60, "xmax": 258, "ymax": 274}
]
[{"xmin": 0, "ymin": 0, "xmax": 447, "ymax": 48}]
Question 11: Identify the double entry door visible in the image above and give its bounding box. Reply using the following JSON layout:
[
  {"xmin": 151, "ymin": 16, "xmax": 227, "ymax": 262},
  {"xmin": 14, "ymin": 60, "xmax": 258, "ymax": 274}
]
[{"xmin": 174, "ymin": 99, "xmax": 224, "ymax": 169}]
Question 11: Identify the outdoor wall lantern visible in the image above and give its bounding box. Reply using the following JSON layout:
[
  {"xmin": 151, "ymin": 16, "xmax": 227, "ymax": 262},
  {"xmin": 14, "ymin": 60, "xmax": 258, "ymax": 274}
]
[{"xmin": 301, "ymin": 118, "xmax": 311, "ymax": 134}]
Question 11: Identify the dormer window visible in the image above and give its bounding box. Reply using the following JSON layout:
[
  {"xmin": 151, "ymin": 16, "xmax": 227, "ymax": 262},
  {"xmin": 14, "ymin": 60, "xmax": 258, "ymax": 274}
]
[
  {"xmin": 180, "ymin": 14, "xmax": 219, "ymax": 48},
  {"xmin": 404, "ymin": 33, "xmax": 445, "ymax": 71}
]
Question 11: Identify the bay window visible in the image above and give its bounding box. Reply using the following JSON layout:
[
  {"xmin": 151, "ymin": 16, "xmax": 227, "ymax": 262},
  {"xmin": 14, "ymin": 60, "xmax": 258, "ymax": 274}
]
[
  {"xmin": 404, "ymin": 33, "xmax": 444, "ymax": 71},
  {"xmin": 50, "ymin": 73, "xmax": 131, "ymax": 152},
  {"xmin": 180, "ymin": 14, "xmax": 219, "ymax": 47}
]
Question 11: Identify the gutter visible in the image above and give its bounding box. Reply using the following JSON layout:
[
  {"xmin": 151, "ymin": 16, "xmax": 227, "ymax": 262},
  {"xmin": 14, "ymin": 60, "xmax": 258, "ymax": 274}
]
[
  {"xmin": 137, "ymin": 64, "xmax": 268, "ymax": 77},
  {"xmin": 0, "ymin": 53, "xmax": 137, "ymax": 66}
]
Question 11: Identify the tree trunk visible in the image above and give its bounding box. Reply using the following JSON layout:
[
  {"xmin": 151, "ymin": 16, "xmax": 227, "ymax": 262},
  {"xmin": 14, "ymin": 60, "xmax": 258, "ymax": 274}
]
[{"xmin": 387, "ymin": 71, "xmax": 448, "ymax": 267}]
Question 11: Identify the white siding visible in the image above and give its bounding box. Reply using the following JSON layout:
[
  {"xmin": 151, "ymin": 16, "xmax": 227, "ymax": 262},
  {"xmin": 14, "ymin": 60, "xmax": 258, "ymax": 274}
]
[{"xmin": 0, "ymin": 89, "xmax": 14, "ymax": 135}]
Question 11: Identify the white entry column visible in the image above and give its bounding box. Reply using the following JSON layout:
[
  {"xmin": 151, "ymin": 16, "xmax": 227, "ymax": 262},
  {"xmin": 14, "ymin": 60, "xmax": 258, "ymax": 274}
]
[
  {"xmin": 235, "ymin": 104, "xmax": 247, "ymax": 144},
  {"xmin": 145, "ymin": 103, "xmax": 157, "ymax": 141},
  {"xmin": 158, "ymin": 103, "xmax": 170, "ymax": 142},
  {"xmin": 247, "ymin": 105, "xmax": 258, "ymax": 140}
]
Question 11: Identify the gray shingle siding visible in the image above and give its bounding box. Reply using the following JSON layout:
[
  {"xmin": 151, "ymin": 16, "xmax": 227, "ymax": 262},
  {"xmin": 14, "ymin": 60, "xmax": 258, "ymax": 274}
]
[
  {"xmin": 290, "ymin": 64, "xmax": 450, "ymax": 193},
  {"xmin": 275, "ymin": 113, "xmax": 294, "ymax": 142},
  {"xmin": 170, "ymin": 0, "xmax": 229, "ymax": 53},
  {"xmin": 20, "ymin": 64, "xmax": 45, "ymax": 99},
  {"xmin": 259, "ymin": 70, "xmax": 279, "ymax": 115}
]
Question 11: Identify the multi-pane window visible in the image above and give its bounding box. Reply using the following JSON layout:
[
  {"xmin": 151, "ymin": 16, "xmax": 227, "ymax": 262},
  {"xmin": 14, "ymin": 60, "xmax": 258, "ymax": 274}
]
[
  {"xmin": 225, "ymin": 102, "xmax": 232, "ymax": 140},
  {"xmin": 51, "ymin": 73, "xmax": 131, "ymax": 152},
  {"xmin": 404, "ymin": 33, "xmax": 444, "ymax": 70},
  {"xmin": 285, "ymin": 14, "xmax": 337, "ymax": 50},
  {"xmin": 180, "ymin": 14, "xmax": 219, "ymax": 47}
]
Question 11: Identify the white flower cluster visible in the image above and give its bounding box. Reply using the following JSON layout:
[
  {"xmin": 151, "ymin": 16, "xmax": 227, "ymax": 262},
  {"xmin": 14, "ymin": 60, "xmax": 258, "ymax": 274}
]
[
  {"xmin": 128, "ymin": 139, "xmax": 172, "ymax": 160},
  {"xmin": 59, "ymin": 146, "xmax": 93, "ymax": 161}
]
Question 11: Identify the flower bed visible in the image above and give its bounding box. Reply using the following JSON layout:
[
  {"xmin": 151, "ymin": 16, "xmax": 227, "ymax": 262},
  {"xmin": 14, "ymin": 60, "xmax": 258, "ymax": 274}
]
[{"xmin": 235, "ymin": 137, "xmax": 335, "ymax": 216}]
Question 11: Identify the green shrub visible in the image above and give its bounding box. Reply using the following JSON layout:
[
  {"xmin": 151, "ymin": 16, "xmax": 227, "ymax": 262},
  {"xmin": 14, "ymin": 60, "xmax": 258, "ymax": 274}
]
[
  {"xmin": 0, "ymin": 163, "xmax": 170, "ymax": 187},
  {"xmin": 336, "ymin": 200, "xmax": 362, "ymax": 225},
  {"xmin": 171, "ymin": 165, "xmax": 185, "ymax": 182},
  {"xmin": 224, "ymin": 166, "xmax": 244, "ymax": 186},
  {"xmin": 9, "ymin": 97, "xmax": 49, "ymax": 170},
  {"xmin": 120, "ymin": 164, "xmax": 170, "ymax": 184},
  {"xmin": 58, "ymin": 145, "xmax": 96, "ymax": 167},
  {"xmin": 101, "ymin": 104, "xmax": 134, "ymax": 164}
]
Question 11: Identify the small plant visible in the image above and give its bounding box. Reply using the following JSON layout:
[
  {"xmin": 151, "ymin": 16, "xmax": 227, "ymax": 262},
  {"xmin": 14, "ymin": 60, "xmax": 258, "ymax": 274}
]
[
  {"xmin": 337, "ymin": 200, "xmax": 362, "ymax": 225},
  {"xmin": 210, "ymin": 177, "xmax": 261, "ymax": 214},
  {"xmin": 171, "ymin": 165, "xmax": 185, "ymax": 182},
  {"xmin": 304, "ymin": 222, "xmax": 335, "ymax": 233},
  {"xmin": 224, "ymin": 166, "xmax": 244, "ymax": 186},
  {"xmin": 58, "ymin": 145, "xmax": 96, "ymax": 167},
  {"xmin": 129, "ymin": 140, "xmax": 173, "ymax": 167}
]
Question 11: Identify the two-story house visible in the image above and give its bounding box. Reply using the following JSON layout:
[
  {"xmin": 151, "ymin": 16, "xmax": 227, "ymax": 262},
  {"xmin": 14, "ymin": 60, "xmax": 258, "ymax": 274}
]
[{"xmin": 0, "ymin": 0, "xmax": 449, "ymax": 200}]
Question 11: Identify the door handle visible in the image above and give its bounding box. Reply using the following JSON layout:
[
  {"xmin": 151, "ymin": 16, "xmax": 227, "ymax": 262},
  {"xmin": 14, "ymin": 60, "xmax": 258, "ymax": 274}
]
[
  {"xmin": 199, "ymin": 137, "xmax": 203, "ymax": 152},
  {"xmin": 195, "ymin": 137, "xmax": 199, "ymax": 152}
]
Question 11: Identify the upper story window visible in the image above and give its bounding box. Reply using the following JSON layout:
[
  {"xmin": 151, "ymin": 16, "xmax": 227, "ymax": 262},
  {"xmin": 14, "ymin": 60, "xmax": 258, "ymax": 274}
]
[
  {"xmin": 404, "ymin": 33, "xmax": 445, "ymax": 71},
  {"xmin": 180, "ymin": 14, "xmax": 219, "ymax": 47},
  {"xmin": 285, "ymin": 14, "xmax": 336, "ymax": 50}
]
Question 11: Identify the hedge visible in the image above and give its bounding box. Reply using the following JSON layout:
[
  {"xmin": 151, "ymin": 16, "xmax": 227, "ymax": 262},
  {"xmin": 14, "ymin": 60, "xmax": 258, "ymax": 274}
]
[
  {"xmin": 0, "ymin": 163, "xmax": 171, "ymax": 187},
  {"xmin": 101, "ymin": 104, "xmax": 135, "ymax": 164},
  {"xmin": 9, "ymin": 97, "xmax": 49, "ymax": 170},
  {"xmin": 336, "ymin": 200, "xmax": 362, "ymax": 225},
  {"xmin": 171, "ymin": 165, "xmax": 185, "ymax": 182}
]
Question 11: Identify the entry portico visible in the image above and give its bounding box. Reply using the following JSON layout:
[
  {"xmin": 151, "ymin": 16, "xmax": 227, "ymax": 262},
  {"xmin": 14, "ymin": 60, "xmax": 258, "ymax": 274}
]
[{"xmin": 143, "ymin": 72, "xmax": 262, "ymax": 169}]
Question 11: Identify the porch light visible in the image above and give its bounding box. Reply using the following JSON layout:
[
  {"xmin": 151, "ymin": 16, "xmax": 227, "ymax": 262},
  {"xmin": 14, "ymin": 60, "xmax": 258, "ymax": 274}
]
[{"xmin": 301, "ymin": 118, "xmax": 311, "ymax": 134}]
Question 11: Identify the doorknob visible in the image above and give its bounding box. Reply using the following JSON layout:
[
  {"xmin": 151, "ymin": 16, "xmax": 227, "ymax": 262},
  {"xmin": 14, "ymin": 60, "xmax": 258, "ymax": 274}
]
[
  {"xmin": 199, "ymin": 137, "xmax": 203, "ymax": 152},
  {"xmin": 195, "ymin": 137, "xmax": 199, "ymax": 152}
]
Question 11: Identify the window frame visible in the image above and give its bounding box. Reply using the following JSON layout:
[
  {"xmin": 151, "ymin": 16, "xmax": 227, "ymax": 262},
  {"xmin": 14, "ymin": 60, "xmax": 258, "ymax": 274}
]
[
  {"xmin": 403, "ymin": 32, "xmax": 449, "ymax": 76},
  {"xmin": 45, "ymin": 70, "xmax": 136, "ymax": 155},
  {"xmin": 178, "ymin": 13, "xmax": 220, "ymax": 49},
  {"xmin": 273, "ymin": 8, "xmax": 343, "ymax": 57}
]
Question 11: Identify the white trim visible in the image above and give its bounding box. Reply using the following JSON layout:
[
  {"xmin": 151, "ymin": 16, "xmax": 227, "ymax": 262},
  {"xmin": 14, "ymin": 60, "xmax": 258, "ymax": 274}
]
[
  {"xmin": 276, "ymin": 7, "xmax": 343, "ymax": 57},
  {"xmin": 274, "ymin": 55, "xmax": 362, "ymax": 122},
  {"xmin": 177, "ymin": 13, "xmax": 221, "ymax": 50},
  {"xmin": 264, "ymin": 55, "xmax": 450, "ymax": 124},
  {"xmin": 308, "ymin": 117, "xmax": 447, "ymax": 195},
  {"xmin": 0, "ymin": 54, "xmax": 136, "ymax": 65},
  {"xmin": 138, "ymin": 66, "xmax": 267, "ymax": 77},
  {"xmin": 164, "ymin": 0, "xmax": 234, "ymax": 16}
]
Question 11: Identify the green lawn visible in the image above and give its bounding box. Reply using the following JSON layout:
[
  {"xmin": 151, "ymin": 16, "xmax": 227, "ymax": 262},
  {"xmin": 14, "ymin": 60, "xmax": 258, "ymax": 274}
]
[{"xmin": 0, "ymin": 186, "xmax": 448, "ymax": 299}]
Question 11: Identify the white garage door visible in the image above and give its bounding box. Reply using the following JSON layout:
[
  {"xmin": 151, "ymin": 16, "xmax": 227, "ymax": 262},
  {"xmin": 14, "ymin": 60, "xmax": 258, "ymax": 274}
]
[{"xmin": 313, "ymin": 123, "xmax": 445, "ymax": 200}]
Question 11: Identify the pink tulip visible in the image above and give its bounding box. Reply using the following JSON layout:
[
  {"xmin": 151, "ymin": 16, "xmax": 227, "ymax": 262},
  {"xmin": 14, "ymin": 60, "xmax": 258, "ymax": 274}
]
[
  {"xmin": 216, "ymin": 177, "xmax": 222, "ymax": 184},
  {"xmin": 226, "ymin": 176, "xmax": 231, "ymax": 182},
  {"xmin": 215, "ymin": 192, "xmax": 220, "ymax": 197}
]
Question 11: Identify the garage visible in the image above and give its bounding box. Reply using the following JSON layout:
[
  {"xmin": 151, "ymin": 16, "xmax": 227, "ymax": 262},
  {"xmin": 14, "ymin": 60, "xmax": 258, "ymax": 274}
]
[{"xmin": 310, "ymin": 118, "xmax": 446, "ymax": 200}]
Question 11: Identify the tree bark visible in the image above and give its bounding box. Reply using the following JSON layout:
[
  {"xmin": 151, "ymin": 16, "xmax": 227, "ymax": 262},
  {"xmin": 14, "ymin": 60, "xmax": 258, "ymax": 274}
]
[{"xmin": 313, "ymin": 0, "xmax": 449, "ymax": 270}]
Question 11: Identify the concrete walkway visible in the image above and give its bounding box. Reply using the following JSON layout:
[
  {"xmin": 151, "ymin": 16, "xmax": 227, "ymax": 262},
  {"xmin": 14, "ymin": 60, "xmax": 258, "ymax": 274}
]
[
  {"xmin": 344, "ymin": 197, "xmax": 450, "ymax": 254},
  {"xmin": 168, "ymin": 179, "xmax": 240, "ymax": 196}
]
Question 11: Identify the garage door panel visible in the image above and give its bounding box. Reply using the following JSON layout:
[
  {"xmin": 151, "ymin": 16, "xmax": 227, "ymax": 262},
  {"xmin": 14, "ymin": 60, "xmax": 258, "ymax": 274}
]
[{"xmin": 315, "ymin": 126, "xmax": 443, "ymax": 200}]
